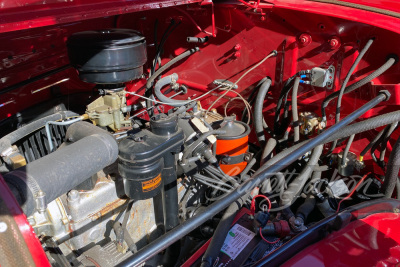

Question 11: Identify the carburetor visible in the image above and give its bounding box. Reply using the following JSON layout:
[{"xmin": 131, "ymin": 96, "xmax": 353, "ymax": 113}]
[{"xmin": 67, "ymin": 29, "xmax": 147, "ymax": 131}]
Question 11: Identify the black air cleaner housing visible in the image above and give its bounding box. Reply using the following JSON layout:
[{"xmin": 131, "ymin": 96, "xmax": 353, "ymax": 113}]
[{"xmin": 67, "ymin": 29, "xmax": 147, "ymax": 84}]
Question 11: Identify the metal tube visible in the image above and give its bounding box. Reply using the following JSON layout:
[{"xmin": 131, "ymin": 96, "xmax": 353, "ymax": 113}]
[
  {"xmin": 45, "ymin": 117, "xmax": 83, "ymax": 152},
  {"xmin": 341, "ymin": 134, "xmax": 355, "ymax": 166},
  {"xmin": 117, "ymin": 92, "xmax": 388, "ymax": 267}
]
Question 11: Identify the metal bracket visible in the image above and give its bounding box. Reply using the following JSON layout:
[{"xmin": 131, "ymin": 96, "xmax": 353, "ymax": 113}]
[
  {"xmin": 220, "ymin": 152, "xmax": 252, "ymax": 165},
  {"xmin": 213, "ymin": 79, "xmax": 238, "ymax": 89},
  {"xmin": 310, "ymin": 65, "xmax": 335, "ymax": 89}
]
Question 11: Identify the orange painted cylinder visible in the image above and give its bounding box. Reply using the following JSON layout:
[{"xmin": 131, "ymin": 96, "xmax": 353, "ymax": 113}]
[{"xmin": 214, "ymin": 119, "xmax": 250, "ymax": 176}]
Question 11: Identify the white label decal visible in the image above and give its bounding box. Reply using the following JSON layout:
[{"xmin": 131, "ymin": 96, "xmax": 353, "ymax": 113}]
[{"xmin": 220, "ymin": 224, "xmax": 255, "ymax": 260}]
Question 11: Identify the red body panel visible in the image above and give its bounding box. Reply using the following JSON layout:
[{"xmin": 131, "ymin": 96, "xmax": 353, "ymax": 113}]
[{"xmin": 282, "ymin": 212, "xmax": 400, "ymax": 267}]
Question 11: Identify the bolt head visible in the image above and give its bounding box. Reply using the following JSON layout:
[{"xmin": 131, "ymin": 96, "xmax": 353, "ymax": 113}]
[
  {"xmin": 298, "ymin": 33, "xmax": 312, "ymax": 46},
  {"xmin": 68, "ymin": 190, "xmax": 80, "ymax": 201},
  {"xmin": 294, "ymin": 218, "xmax": 302, "ymax": 226},
  {"xmin": 329, "ymin": 38, "xmax": 341, "ymax": 49}
]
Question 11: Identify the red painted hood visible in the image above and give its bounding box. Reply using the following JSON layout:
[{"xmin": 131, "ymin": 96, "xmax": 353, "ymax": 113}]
[
  {"xmin": 273, "ymin": 0, "xmax": 400, "ymax": 13},
  {"xmin": 335, "ymin": 0, "xmax": 400, "ymax": 13},
  {"xmin": 1, "ymin": 0, "xmax": 399, "ymax": 34}
]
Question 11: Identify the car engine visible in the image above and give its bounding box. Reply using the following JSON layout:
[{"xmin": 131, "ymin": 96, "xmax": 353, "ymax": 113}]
[{"xmin": 1, "ymin": 1, "xmax": 400, "ymax": 266}]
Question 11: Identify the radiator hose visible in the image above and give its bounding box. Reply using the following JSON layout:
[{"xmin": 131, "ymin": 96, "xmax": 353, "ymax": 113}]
[{"xmin": 4, "ymin": 122, "xmax": 118, "ymax": 216}]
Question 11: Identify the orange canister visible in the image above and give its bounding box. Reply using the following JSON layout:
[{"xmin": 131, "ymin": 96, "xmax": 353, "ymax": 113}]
[{"xmin": 215, "ymin": 117, "xmax": 250, "ymax": 176}]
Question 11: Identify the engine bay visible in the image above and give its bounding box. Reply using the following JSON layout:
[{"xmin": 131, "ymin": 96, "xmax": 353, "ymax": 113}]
[{"xmin": 1, "ymin": 1, "xmax": 400, "ymax": 266}]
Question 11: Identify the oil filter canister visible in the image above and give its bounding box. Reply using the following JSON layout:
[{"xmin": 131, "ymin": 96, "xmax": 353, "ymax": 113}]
[
  {"xmin": 118, "ymin": 133, "xmax": 164, "ymax": 200},
  {"xmin": 118, "ymin": 115, "xmax": 184, "ymax": 200},
  {"xmin": 215, "ymin": 117, "xmax": 250, "ymax": 176}
]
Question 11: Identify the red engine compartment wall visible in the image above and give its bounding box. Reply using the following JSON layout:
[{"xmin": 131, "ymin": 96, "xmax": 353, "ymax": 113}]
[{"xmin": 1, "ymin": 1, "xmax": 400, "ymax": 173}]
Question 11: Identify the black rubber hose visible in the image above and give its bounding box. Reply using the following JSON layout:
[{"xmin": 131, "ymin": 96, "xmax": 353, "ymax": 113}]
[
  {"xmin": 241, "ymin": 77, "xmax": 269, "ymax": 124},
  {"xmin": 360, "ymin": 125, "xmax": 388, "ymax": 157},
  {"xmin": 280, "ymin": 145, "xmax": 323, "ymax": 208},
  {"xmin": 323, "ymin": 57, "xmax": 395, "ymax": 158},
  {"xmin": 0, "ymin": 111, "xmax": 78, "ymax": 155},
  {"xmin": 397, "ymin": 179, "xmax": 400, "ymax": 200},
  {"xmin": 341, "ymin": 134, "xmax": 355, "ymax": 166},
  {"xmin": 296, "ymin": 195, "xmax": 316, "ymax": 222},
  {"xmin": 182, "ymin": 130, "xmax": 226, "ymax": 160},
  {"xmin": 116, "ymin": 92, "xmax": 388, "ymax": 267},
  {"xmin": 277, "ymin": 70, "xmax": 309, "ymax": 136},
  {"xmin": 382, "ymin": 135, "xmax": 400, "ymax": 198},
  {"xmin": 200, "ymin": 193, "xmax": 249, "ymax": 267},
  {"xmin": 146, "ymin": 47, "xmax": 200, "ymax": 90},
  {"xmin": 292, "ymin": 77, "xmax": 301, "ymax": 143},
  {"xmin": 65, "ymin": 121, "xmax": 113, "ymax": 142},
  {"xmin": 379, "ymin": 122, "xmax": 398, "ymax": 164},
  {"xmin": 4, "ymin": 129, "xmax": 118, "ymax": 216},
  {"xmin": 254, "ymin": 78, "xmax": 272, "ymax": 146},
  {"xmin": 273, "ymin": 72, "xmax": 302, "ymax": 136},
  {"xmin": 370, "ymin": 124, "xmax": 392, "ymax": 166},
  {"xmin": 322, "ymin": 57, "xmax": 396, "ymax": 119},
  {"xmin": 326, "ymin": 39, "xmax": 374, "ymax": 154},
  {"xmin": 151, "ymin": 20, "xmax": 177, "ymax": 74},
  {"xmin": 146, "ymin": 47, "xmax": 199, "ymax": 112}
]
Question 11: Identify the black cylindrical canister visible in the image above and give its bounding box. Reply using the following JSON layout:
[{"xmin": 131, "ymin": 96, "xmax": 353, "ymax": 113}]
[
  {"xmin": 119, "ymin": 158, "xmax": 163, "ymax": 200},
  {"xmin": 67, "ymin": 29, "xmax": 147, "ymax": 84},
  {"xmin": 118, "ymin": 133, "xmax": 164, "ymax": 200}
]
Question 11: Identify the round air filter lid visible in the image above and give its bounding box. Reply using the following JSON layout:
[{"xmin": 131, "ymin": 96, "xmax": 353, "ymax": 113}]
[
  {"xmin": 67, "ymin": 29, "xmax": 147, "ymax": 84},
  {"xmin": 67, "ymin": 29, "xmax": 145, "ymax": 48}
]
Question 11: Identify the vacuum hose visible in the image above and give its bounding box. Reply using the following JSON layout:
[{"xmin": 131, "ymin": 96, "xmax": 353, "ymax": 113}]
[
  {"xmin": 382, "ymin": 135, "xmax": 400, "ymax": 198},
  {"xmin": 254, "ymin": 78, "xmax": 272, "ymax": 146}
]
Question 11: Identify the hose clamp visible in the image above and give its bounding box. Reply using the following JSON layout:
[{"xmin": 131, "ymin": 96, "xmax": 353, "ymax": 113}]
[
  {"xmin": 219, "ymin": 152, "xmax": 252, "ymax": 165},
  {"xmin": 11, "ymin": 170, "xmax": 47, "ymax": 213}
]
